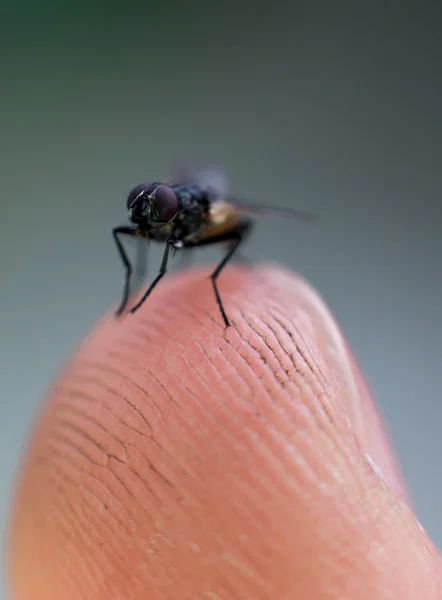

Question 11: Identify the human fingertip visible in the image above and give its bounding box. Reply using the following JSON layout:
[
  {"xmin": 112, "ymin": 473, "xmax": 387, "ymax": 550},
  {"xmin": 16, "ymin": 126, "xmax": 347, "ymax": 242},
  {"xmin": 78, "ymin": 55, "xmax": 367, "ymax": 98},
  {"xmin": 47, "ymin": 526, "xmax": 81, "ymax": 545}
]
[{"xmin": 7, "ymin": 264, "xmax": 441, "ymax": 600}]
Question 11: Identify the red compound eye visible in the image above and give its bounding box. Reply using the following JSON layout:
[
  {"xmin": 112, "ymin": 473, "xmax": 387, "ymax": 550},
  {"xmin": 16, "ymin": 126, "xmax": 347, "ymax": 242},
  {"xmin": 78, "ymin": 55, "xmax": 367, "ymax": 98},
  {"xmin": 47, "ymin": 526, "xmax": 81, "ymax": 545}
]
[{"xmin": 151, "ymin": 185, "xmax": 179, "ymax": 222}]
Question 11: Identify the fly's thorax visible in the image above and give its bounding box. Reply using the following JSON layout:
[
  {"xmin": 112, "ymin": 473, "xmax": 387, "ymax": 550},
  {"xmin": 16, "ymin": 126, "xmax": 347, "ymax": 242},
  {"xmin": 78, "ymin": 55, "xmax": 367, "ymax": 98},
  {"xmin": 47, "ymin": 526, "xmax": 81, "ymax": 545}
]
[
  {"xmin": 164, "ymin": 185, "xmax": 209, "ymax": 237},
  {"xmin": 174, "ymin": 184, "xmax": 208, "ymax": 206}
]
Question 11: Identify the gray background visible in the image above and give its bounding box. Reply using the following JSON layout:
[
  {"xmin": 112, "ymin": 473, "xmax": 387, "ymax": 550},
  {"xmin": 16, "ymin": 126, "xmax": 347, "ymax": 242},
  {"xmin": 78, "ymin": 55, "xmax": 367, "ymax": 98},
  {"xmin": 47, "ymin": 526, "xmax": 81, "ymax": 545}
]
[{"xmin": 1, "ymin": 1, "xmax": 441, "ymax": 597}]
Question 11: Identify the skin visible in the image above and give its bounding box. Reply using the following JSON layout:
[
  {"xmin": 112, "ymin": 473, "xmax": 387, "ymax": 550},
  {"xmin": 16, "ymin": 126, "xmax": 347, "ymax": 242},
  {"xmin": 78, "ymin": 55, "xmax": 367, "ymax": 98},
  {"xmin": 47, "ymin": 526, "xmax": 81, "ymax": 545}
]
[{"xmin": 7, "ymin": 265, "xmax": 442, "ymax": 599}]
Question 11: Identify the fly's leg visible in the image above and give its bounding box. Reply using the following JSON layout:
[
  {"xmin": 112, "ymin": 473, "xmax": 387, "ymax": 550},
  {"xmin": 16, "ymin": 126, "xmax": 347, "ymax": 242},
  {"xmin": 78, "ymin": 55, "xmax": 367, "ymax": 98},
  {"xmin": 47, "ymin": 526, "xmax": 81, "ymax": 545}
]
[
  {"xmin": 210, "ymin": 234, "xmax": 244, "ymax": 328},
  {"xmin": 112, "ymin": 226, "xmax": 138, "ymax": 316},
  {"xmin": 184, "ymin": 220, "xmax": 252, "ymax": 328},
  {"xmin": 130, "ymin": 239, "xmax": 174, "ymax": 314}
]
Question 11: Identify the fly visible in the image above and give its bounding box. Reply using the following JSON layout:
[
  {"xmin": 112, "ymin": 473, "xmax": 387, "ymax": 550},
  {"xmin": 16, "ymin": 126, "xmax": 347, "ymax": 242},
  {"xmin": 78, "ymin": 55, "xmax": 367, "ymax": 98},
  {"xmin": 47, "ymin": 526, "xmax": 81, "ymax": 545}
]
[{"xmin": 113, "ymin": 163, "xmax": 315, "ymax": 328}]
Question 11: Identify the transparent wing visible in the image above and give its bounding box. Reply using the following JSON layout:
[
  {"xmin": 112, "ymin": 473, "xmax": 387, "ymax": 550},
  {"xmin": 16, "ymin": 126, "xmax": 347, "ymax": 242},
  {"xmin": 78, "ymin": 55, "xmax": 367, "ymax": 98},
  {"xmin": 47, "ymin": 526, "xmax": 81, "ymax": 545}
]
[
  {"xmin": 165, "ymin": 161, "xmax": 316, "ymax": 221},
  {"xmin": 164, "ymin": 161, "xmax": 229, "ymax": 198},
  {"xmin": 225, "ymin": 196, "xmax": 317, "ymax": 221}
]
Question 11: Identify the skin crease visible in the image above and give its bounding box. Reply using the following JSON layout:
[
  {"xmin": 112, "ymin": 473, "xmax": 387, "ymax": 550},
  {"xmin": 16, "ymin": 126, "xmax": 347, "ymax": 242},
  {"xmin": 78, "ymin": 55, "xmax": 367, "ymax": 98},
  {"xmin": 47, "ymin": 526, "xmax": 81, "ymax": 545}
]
[{"xmin": 7, "ymin": 265, "xmax": 442, "ymax": 600}]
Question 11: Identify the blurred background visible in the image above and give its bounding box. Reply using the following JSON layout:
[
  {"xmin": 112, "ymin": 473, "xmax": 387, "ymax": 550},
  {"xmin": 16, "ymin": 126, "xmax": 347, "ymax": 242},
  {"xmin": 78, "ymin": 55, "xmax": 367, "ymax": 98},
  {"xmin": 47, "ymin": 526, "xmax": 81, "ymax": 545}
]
[{"xmin": 1, "ymin": 1, "xmax": 441, "ymax": 596}]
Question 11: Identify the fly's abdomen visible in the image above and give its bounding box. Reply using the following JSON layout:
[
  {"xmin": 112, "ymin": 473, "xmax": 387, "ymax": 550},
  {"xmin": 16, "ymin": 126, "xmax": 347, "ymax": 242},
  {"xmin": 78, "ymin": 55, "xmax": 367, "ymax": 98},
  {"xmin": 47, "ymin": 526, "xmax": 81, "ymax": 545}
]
[{"xmin": 195, "ymin": 200, "xmax": 241, "ymax": 241}]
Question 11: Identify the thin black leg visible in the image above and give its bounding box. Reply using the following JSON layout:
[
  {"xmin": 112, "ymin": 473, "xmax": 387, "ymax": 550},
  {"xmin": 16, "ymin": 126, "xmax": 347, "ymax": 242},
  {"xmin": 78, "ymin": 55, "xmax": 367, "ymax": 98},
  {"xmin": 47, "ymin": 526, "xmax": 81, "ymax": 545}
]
[
  {"xmin": 210, "ymin": 234, "xmax": 244, "ymax": 328},
  {"xmin": 183, "ymin": 220, "xmax": 252, "ymax": 328},
  {"xmin": 129, "ymin": 240, "xmax": 173, "ymax": 314},
  {"xmin": 112, "ymin": 226, "xmax": 138, "ymax": 316}
]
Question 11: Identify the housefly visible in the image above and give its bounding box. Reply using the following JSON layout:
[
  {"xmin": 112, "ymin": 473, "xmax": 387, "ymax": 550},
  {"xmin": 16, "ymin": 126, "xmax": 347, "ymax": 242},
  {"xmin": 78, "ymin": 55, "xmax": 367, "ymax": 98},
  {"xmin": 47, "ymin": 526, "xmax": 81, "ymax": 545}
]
[{"xmin": 113, "ymin": 163, "xmax": 315, "ymax": 328}]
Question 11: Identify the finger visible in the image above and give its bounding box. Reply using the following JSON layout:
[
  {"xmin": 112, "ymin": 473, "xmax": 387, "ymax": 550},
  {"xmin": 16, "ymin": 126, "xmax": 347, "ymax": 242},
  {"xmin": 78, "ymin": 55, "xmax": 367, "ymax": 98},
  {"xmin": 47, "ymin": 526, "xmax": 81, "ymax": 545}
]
[{"xmin": 8, "ymin": 266, "xmax": 441, "ymax": 600}]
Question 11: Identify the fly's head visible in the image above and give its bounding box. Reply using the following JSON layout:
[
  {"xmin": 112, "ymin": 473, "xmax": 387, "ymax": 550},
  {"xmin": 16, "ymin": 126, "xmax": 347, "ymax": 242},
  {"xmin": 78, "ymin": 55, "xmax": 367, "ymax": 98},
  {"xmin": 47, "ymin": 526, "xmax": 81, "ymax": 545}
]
[{"xmin": 127, "ymin": 182, "xmax": 179, "ymax": 228}]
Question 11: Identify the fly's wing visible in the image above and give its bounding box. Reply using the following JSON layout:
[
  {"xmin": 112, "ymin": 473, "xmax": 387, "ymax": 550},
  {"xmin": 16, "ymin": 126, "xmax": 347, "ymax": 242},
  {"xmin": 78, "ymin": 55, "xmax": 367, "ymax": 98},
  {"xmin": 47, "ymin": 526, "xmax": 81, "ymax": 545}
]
[
  {"xmin": 225, "ymin": 196, "xmax": 317, "ymax": 221},
  {"xmin": 165, "ymin": 162, "xmax": 316, "ymax": 221},
  {"xmin": 164, "ymin": 161, "xmax": 229, "ymax": 199}
]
